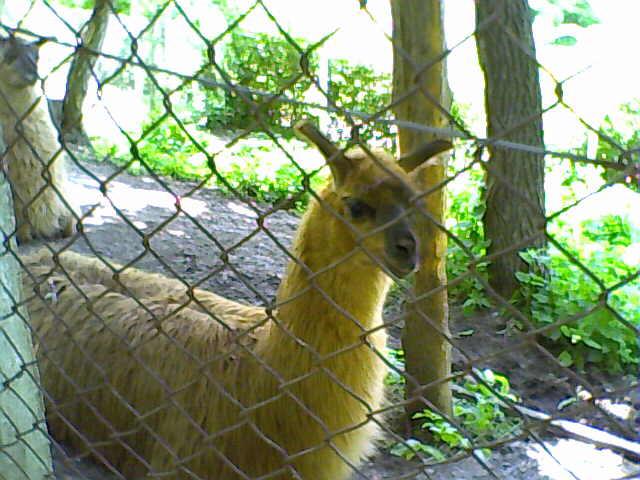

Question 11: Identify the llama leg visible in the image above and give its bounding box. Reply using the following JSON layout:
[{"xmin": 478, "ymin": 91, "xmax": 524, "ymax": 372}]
[
  {"xmin": 11, "ymin": 155, "xmax": 77, "ymax": 243},
  {"xmin": 12, "ymin": 195, "xmax": 34, "ymax": 243}
]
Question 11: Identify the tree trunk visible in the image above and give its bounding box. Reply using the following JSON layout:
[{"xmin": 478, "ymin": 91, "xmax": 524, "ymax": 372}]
[
  {"xmin": 61, "ymin": 0, "xmax": 110, "ymax": 145},
  {"xmin": 0, "ymin": 130, "xmax": 53, "ymax": 479},
  {"xmin": 391, "ymin": 0, "xmax": 452, "ymax": 419},
  {"xmin": 475, "ymin": 0, "xmax": 546, "ymax": 299}
]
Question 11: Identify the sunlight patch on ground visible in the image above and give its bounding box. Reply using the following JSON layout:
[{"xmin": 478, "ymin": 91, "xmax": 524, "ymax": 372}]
[
  {"xmin": 227, "ymin": 202, "xmax": 258, "ymax": 219},
  {"xmin": 526, "ymin": 439, "xmax": 636, "ymax": 480},
  {"xmin": 167, "ymin": 229, "xmax": 187, "ymax": 238},
  {"xmin": 70, "ymin": 176, "xmax": 208, "ymax": 227}
]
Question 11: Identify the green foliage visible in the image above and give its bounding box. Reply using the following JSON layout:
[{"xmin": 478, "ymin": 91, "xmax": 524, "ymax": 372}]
[
  {"xmin": 390, "ymin": 369, "xmax": 522, "ymax": 462},
  {"xmin": 594, "ymin": 100, "xmax": 640, "ymax": 193},
  {"xmin": 582, "ymin": 214, "xmax": 632, "ymax": 246},
  {"xmin": 93, "ymin": 117, "xmax": 327, "ymax": 209},
  {"xmin": 535, "ymin": 0, "xmax": 599, "ymax": 46},
  {"xmin": 443, "ymin": 143, "xmax": 638, "ymax": 373},
  {"xmin": 384, "ymin": 348, "xmax": 405, "ymax": 393},
  {"xmin": 390, "ymin": 439, "xmax": 445, "ymax": 462},
  {"xmin": 550, "ymin": 0, "xmax": 599, "ymax": 27},
  {"xmin": 552, "ymin": 35, "xmax": 577, "ymax": 46},
  {"xmin": 203, "ymin": 32, "xmax": 317, "ymax": 137},
  {"xmin": 202, "ymin": 31, "xmax": 396, "ymax": 150},
  {"xmin": 327, "ymin": 60, "xmax": 395, "ymax": 150},
  {"xmin": 445, "ymin": 158, "xmax": 491, "ymax": 313},
  {"xmin": 515, "ymin": 215, "xmax": 639, "ymax": 372},
  {"xmin": 56, "ymin": 0, "xmax": 131, "ymax": 13},
  {"xmin": 220, "ymin": 150, "xmax": 326, "ymax": 209},
  {"xmin": 93, "ymin": 117, "xmax": 209, "ymax": 179}
]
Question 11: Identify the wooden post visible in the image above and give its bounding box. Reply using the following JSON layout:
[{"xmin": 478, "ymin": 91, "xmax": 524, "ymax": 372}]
[
  {"xmin": 0, "ymin": 127, "xmax": 53, "ymax": 479},
  {"xmin": 391, "ymin": 0, "xmax": 452, "ymax": 418}
]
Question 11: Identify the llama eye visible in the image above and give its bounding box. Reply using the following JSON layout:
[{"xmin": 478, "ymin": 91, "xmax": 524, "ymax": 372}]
[{"xmin": 345, "ymin": 198, "xmax": 374, "ymax": 220}]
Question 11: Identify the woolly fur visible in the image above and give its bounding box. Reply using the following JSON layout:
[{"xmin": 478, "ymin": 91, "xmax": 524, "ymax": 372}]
[
  {"xmin": 0, "ymin": 55, "xmax": 78, "ymax": 243},
  {"xmin": 22, "ymin": 147, "xmax": 426, "ymax": 479}
]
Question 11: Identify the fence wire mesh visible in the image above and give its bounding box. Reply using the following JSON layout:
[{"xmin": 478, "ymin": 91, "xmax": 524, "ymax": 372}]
[{"xmin": 0, "ymin": 0, "xmax": 638, "ymax": 479}]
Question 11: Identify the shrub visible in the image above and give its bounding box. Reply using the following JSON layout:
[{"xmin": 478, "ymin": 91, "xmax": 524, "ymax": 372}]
[
  {"xmin": 516, "ymin": 214, "xmax": 639, "ymax": 372},
  {"xmin": 594, "ymin": 100, "xmax": 640, "ymax": 193},
  {"xmin": 326, "ymin": 60, "xmax": 395, "ymax": 151},
  {"xmin": 445, "ymin": 152, "xmax": 491, "ymax": 312},
  {"xmin": 203, "ymin": 32, "xmax": 317, "ymax": 137},
  {"xmin": 390, "ymin": 368, "xmax": 522, "ymax": 462}
]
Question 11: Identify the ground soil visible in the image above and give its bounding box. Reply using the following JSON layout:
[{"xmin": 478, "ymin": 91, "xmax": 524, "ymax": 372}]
[{"xmin": 21, "ymin": 159, "xmax": 638, "ymax": 480}]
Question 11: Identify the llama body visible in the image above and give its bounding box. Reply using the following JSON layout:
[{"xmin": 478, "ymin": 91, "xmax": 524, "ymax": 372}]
[
  {"xmin": 26, "ymin": 201, "xmax": 388, "ymax": 480},
  {"xmin": 0, "ymin": 37, "xmax": 77, "ymax": 243},
  {"xmin": 23, "ymin": 124, "xmax": 449, "ymax": 479}
]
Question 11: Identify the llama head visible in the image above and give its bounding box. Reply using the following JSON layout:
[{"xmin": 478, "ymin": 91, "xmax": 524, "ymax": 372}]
[
  {"xmin": 295, "ymin": 121, "xmax": 452, "ymax": 278},
  {"xmin": 0, "ymin": 36, "xmax": 41, "ymax": 89}
]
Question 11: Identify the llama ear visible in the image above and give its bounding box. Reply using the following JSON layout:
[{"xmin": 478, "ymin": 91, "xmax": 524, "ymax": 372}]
[
  {"xmin": 295, "ymin": 120, "xmax": 351, "ymax": 186},
  {"xmin": 398, "ymin": 139, "xmax": 453, "ymax": 173}
]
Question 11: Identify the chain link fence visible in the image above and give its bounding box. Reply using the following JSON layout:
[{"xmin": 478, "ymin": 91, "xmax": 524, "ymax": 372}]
[{"xmin": 0, "ymin": 0, "xmax": 639, "ymax": 479}]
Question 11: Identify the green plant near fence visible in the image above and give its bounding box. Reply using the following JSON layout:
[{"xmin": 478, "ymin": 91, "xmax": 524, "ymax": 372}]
[
  {"xmin": 445, "ymin": 157, "xmax": 491, "ymax": 312},
  {"xmin": 390, "ymin": 368, "xmax": 522, "ymax": 462},
  {"xmin": 327, "ymin": 59, "xmax": 396, "ymax": 150},
  {"xmin": 203, "ymin": 31, "xmax": 317, "ymax": 137},
  {"xmin": 593, "ymin": 100, "xmax": 640, "ymax": 193},
  {"xmin": 200, "ymin": 31, "xmax": 396, "ymax": 146},
  {"xmin": 516, "ymin": 214, "xmax": 639, "ymax": 373}
]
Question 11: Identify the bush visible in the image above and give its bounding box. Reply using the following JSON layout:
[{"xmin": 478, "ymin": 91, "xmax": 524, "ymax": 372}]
[
  {"xmin": 516, "ymin": 214, "xmax": 639, "ymax": 373},
  {"xmin": 201, "ymin": 30, "xmax": 397, "ymax": 148},
  {"xmin": 445, "ymin": 157, "xmax": 491, "ymax": 312},
  {"xmin": 93, "ymin": 116, "xmax": 209, "ymax": 180},
  {"xmin": 220, "ymin": 145, "xmax": 326, "ymax": 209},
  {"xmin": 326, "ymin": 60, "xmax": 395, "ymax": 150},
  {"xmin": 203, "ymin": 32, "xmax": 317, "ymax": 137},
  {"xmin": 390, "ymin": 368, "xmax": 522, "ymax": 462},
  {"xmin": 594, "ymin": 100, "xmax": 640, "ymax": 192},
  {"xmin": 93, "ymin": 119, "xmax": 328, "ymax": 210}
]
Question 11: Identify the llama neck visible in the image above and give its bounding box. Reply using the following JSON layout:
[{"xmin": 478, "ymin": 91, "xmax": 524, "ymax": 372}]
[
  {"xmin": 0, "ymin": 85, "xmax": 41, "ymax": 118},
  {"xmin": 274, "ymin": 191, "xmax": 391, "ymax": 346}
]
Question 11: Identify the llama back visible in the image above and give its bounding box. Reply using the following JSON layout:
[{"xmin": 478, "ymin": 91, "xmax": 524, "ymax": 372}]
[
  {"xmin": 23, "ymin": 253, "xmax": 264, "ymax": 478},
  {"xmin": 29, "ymin": 249, "xmax": 264, "ymax": 324},
  {"xmin": 23, "ymin": 249, "xmax": 387, "ymax": 480},
  {"xmin": 19, "ymin": 121, "xmax": 445, "ymax": 479}
]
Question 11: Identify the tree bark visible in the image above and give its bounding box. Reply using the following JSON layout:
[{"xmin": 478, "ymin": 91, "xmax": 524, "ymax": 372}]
[
  {"xmin": 475, "ymin": 0, "xmax": 546, "ymax": 299},
  {"xmin": 61, "ymin": 0, "xmax": 110, "ymax": 145},
  {"xmin": 391, "ymin": 0, "xmax": 452, "ymax": 418},
  {"xmin": 0, "ymin": 128, "xmax": 53, "ymax": 479}
]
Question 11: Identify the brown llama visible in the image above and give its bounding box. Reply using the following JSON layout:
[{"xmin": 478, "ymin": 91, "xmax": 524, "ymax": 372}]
[
  {"xmin": 0, "ymin": 36, "xmax": 78, "ymax": 243},
  {"xmin": 22, "ymin": 122, "xmax": 452, "ymax": 479}
]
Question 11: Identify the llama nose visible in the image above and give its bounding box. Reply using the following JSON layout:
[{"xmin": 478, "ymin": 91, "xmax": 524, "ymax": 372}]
[{"xmin": 394, "ymin": 233, "xmax": 417, "ymax": 261}]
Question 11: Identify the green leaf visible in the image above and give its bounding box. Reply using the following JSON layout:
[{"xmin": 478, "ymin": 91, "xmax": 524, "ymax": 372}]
[
  {"xmin": 552, "ymin": 35, "xmax": 578, "ymax": 46},
  {"xmin": 562, "ymin": 0, "xmax": 599, "ymax": 28},
  {"xmin": 557, "ymin": 396, "xmax": 578, "ymax": 410},
  {"xmin": 390, "ymin": 439, "xmax": 445, "ymax": 461},
  {"xmin": 582, "ymin": 337, "xmax": 602, "ymax": 350},
  {"xmin": 558, "ymin": 350, "xmax": 574, "ymax": 367},
  {"xmin": 457, "ymin": 329, "xmax": 475, "ymax": 337}
]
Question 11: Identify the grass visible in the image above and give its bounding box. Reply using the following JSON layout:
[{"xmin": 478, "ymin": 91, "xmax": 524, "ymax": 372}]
[{"xmin": 92, "ymin": 118, "xmax": 328, "ymax": 210}]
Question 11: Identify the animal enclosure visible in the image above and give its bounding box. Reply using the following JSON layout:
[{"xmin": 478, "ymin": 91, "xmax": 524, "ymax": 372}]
[{"xmin": 0, "ymin": 1, "xmax": 639, "ymax": 480}]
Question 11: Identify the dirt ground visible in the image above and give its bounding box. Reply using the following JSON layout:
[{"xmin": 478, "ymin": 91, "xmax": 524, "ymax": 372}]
[{"xmin": 23, "ymin": 159, "xmax": 638, "ymax": 480}]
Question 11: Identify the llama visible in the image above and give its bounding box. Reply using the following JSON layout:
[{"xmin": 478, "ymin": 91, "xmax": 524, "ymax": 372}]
[
  {"xmin": 22, "ymin": 122, "xmax": 451, "ymax": 479},
  {"xmin": 0, "ymin": 36, "xmax": 78, "ymax": 243}
]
